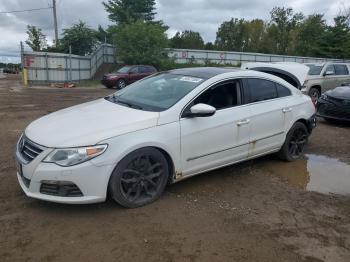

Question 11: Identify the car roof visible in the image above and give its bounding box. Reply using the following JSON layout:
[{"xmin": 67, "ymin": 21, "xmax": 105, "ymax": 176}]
[{"xmin": 167, "ymin": 67, "xmax": 242, "ymax": 79}]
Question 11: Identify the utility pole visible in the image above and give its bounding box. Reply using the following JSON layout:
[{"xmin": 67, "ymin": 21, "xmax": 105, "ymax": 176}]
[{"xmin": 52, "ymin": 0, "xmax": 58, "ymax": 47}]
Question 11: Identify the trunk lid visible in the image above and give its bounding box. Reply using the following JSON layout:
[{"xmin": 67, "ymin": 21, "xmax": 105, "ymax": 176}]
[{"xmin": 242, "ymin": 62, "xmax": 310, "ymax": 89}]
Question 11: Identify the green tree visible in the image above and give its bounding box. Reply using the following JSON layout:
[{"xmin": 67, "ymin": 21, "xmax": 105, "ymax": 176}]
[
  {"xmin": 244, "ymin": 19, "xmax": 266, "ymax": 52},
  {"xmin": 269, "ymin": 7, "xmax": 304, "ymax": 54},
  {"xmin": 215, "ymin": 18, "xmax": 247, "ymax": 51},
  {"xmin": 103, "ymin": 0, "xmax": 156, "ymax": 24},
  {"xmin": 295, "ymin": 14, "xmax": 327, "ymax": 56},
  {"xmin": 60, "ymin": 21, "xmax": 98, "ymax": 55},
  {"xmin": 170, "ymin": 30, "xmax": 205, "ymax": 49},
  {"xmin": 25, "ymin": 25, "xmax": 47, "ymax": 51},
  {"xmin": 204, "ymin": 42, "xmax": 215, "ymax": 50},
  {"xmin": 114, "ymin": 20, "xmax": 168, "ymax": 66},
  {"xmin": 318, "ymin": 15, "xmax": 350, "ymax": 58}
]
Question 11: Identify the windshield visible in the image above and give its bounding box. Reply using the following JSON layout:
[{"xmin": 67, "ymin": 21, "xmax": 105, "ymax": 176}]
[
  {"xmin": 105, "ymin": 73, "xmax": 204, "ymax": 111},
  {"xmin": 306, "ymin": 64, "xmax": 324, "ymax": 75},
  {"xmin": 117, "ymin": 66, "xmax": 132, "ymax": 73}
]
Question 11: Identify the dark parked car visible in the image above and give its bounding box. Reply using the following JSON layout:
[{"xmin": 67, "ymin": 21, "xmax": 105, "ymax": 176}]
[
  {"xmin": 101, "ymin": 65, "xmax": 157, "ymax": 89},
  {"xmin": 317, "ymin": 86, "xmax": 350, "ymax": 122}
]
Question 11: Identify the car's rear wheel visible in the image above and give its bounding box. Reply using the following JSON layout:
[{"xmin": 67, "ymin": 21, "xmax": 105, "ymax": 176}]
[
  {"xmin": 278, "ymin": 122, "xmax": 309, "ymax": 161},
  {"xmin": 309, "ymin": 87, "xmax": 320, "ymax": 100},
  {"xmin": 109, "ymin": 147, "xmax": 169, "ymax": 208},
  {"xmin": 117, "ymin": 79, "xmax": 126, "ymax": 89}
]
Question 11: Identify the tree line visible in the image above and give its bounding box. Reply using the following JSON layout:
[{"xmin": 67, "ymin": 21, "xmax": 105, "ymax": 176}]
[{"xmin": 25, "ymin": 0, "xmax": 350, "ymax": 67}]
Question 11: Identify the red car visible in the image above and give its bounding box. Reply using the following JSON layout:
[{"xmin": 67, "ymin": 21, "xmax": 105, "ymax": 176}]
[{"xmin": 101, "ymin": 65, "xmax": 157, "ymax": 89}]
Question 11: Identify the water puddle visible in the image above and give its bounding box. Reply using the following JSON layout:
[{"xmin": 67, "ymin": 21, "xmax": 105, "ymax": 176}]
[{"xmin": 262, "ymin": 154, "xmax": 350, "ymax": 196}]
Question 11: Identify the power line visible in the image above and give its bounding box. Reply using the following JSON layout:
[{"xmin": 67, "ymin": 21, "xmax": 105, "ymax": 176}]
[{"xmin": 0, "ymin": 7, "xmax": 52, "ymax": 14}]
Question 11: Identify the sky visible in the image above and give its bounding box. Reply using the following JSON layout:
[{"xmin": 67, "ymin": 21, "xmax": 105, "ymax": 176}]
[{"xmin": 0, "ymin": 0, "xmax": 347, "ymax": 63}]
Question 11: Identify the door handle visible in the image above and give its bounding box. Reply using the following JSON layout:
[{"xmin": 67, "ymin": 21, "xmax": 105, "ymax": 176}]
[
  {"xmin": 237, "ymin": 119, "xmax": 250, "ymax": 126},
  {"xmin": 282, "ymin": 108, "xmax": 292, "ymax": 113}
]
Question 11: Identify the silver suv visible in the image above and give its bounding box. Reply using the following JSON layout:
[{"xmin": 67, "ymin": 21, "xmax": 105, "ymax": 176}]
[{"xmin": 302, "ymin": 62, "xmax": 350, "ymax": 98}]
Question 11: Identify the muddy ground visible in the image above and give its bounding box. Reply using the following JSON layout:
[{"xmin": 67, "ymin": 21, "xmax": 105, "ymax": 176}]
[{"xmin": 0, "ymin": 74, "xmax": 349, "ymax": 262}]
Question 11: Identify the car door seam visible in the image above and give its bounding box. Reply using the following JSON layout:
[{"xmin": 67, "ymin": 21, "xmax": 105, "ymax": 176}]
[{"xmin": 186, "ymin": 131, "xmax": 284, "ymax": 161}]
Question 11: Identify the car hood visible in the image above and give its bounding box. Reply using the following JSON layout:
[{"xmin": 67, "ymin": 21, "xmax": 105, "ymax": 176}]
[
  {"xmin": 25, "ymin": 99, "xmax": 159, "ymax": 148},
  {"xmin": 326, "ymin": 86, "xmax": 350, "ymax": 100},
  {"xmin": 242, "ymin": 62, "xmax": 309, "ymax": 89}
]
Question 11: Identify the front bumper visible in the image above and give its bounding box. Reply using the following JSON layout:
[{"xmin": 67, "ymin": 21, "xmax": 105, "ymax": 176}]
[
  {"xmin": 316, "ymin": 97, "xmax": 350, "ymax": 122},
  {"xmin": 101, "ymin": 79, "xmax": 115, "ymax": 88},
  {"xmin": 16, "ymin": 143, "xmax": 114, "ymax": 204}
]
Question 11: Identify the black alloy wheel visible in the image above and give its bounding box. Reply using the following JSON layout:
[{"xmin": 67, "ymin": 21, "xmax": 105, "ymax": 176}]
[
  {"xmin": 278, "ymin": 122, "xmax": 309, "ymax": 161},
  {"xmin": 109, "ymin": 148, "xmax": 169, "ymax": 208},
  {"xmin": 288, "ymin": 127, "xmax": 308, "ymax": 159}
]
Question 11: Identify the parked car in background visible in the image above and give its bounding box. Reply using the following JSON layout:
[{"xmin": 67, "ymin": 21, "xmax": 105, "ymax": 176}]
[
  {"xmin": 101, "ymin": 65, "xmax": 157, "ymax": 89},
  {"xmin": 317, "ymin": 85, "xmax": 350, "ymax": 122},
  {"xmin": 302, "ymin": 62, "xmax": 350, "ymax": 99},
  {"xmin": 16, "ymin": 67, "xmax": 316, "ymax": 208},
  {"xmin": 3, "ymin": 68, "xmax": 18, "ymax": 74}
]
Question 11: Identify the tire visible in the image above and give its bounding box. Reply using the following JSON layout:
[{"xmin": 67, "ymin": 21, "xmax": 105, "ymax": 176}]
[
  {"xmin": 116, "ymin": 79, "xmax": 126, "ymax": 89},
  {"xmin": 278, "ymin": 122, "xmax": 309, "ymax": 162},
  {"xmin": 309, "ymin": 87, "xmax": 320, "ymax": 100},
  {"xmin": 109, "ymin": 147, "xmax": 169, "ymax": 208}
]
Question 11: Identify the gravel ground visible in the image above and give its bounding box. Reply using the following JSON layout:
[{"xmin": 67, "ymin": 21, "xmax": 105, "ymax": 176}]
[{"xmin": 0, "ymin": 74, "xmax": 349, "ymax": 262}]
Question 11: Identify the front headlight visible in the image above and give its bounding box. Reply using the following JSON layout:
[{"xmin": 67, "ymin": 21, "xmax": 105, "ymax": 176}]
[
  {"xmin": 320, "ymin": 94, "xmax": 328, "ymax": 100},
  {"xmin": 43, "ymin": 144, "xmax": 108, "ymax": 167}
]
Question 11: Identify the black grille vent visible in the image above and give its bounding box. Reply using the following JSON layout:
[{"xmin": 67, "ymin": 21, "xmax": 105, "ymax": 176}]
[
  {"xmin": 18, "ymin": 137, "xmax": 43, "ymax": 163},
  {"xmin": 318, "ymin": 103, "xmax": 350, "ymax": 119},
  {"xmin": 40, "ymin": 182, "xmax": 83, "ymax": 197},
  {"xmin": 21, "ymin": 176, "xmax": 31, "ymax": 188}
]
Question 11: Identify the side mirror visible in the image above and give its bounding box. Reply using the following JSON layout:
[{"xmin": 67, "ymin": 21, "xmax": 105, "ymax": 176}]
[
  {"xmin": 187, "ymin": 103, "xmax": 216, "ymax": 118},
  {"xmin": 324, "ymin": 71, "xmax": 334, "ymax": 76}
]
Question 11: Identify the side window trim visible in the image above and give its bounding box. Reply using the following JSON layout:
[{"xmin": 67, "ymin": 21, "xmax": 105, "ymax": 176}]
[{"xmin": 181, "ymin": 78, "xmax": 243, "ymax": 118}]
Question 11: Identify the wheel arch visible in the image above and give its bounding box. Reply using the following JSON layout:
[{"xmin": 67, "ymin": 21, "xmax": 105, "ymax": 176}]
[
  {"xmin": 105, "ymin": 144, "xmax": 177, "ymax": 197},
  {"xmin": 294, "ymin": 118, "xmax": 312, "ymax": 134}
]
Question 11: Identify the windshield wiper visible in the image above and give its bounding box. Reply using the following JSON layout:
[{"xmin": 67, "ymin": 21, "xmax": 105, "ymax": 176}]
[{"xmin": 110, "ymin": 95, "xmax": 143, "ymax": 109}]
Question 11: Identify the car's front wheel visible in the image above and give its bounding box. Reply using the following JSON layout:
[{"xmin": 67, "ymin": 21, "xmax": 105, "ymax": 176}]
[
  {"xmin": 278, "ymin": 122, "xmax": 309, "ymax": 161},
  {"xmin": 309, "ymin": 87, "xmax": 320, "ymax": 100},
  {"xmin": 109, "ymin": 147, "xmax": 169, "ymax": 208}
]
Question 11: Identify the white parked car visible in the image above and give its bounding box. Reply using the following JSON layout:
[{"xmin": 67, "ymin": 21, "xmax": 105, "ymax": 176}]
[{"xmin": 15, "ymin": 67, "xmax": 316, "ymax": 207}]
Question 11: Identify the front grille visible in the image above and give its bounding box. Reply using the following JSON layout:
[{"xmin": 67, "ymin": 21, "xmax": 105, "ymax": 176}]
[
  {"xmin": 40, "ymin": 182, "xmax": 83, "ymax": 197},
  {"xmin": 18, "ymin": 137, "xmax": 43, "ymax": 163},
  {"xmin": 318, "ymin": 102, "xmax": 350, "ymax": 120}
]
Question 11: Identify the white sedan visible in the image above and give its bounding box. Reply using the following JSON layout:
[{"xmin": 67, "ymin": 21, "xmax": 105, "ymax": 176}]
[{"xmin": 15, "ymin": 67, "xmax": 316, "ymax": 207}]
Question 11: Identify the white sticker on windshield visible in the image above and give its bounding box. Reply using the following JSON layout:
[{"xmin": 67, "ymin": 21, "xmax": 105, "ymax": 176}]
[{"xmin": 179, "ymin": 76, "xmax": 203, "ymax": 83}]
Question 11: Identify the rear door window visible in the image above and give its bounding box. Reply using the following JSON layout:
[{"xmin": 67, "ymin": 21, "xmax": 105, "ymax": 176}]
[
  {"xmin": 247, "ymin": 78, "xmax": 278, "ymax": 103},
  {"xmin": 130, "ymin": 66, "xmax": 139, "ymax": 73},
  {"xmin": 334, "ymin": 64, "xmax": 349, "ymax": 75},
  {"xmin": 139, "ymin": 66, "xmax": 148, "ymax": 73},
  {"xmin": 325, "ymin": 65, "xmax": 335, "ymax": 75},
  {"xmin": 147, "ymin": 66, "xmax": 156, "ymax": 73}
]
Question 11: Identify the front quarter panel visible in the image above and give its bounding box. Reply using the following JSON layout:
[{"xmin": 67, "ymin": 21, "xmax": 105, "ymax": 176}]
[{"xmin": 91, "ymin": 122, "xmax": 181, "ymax": 182}]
